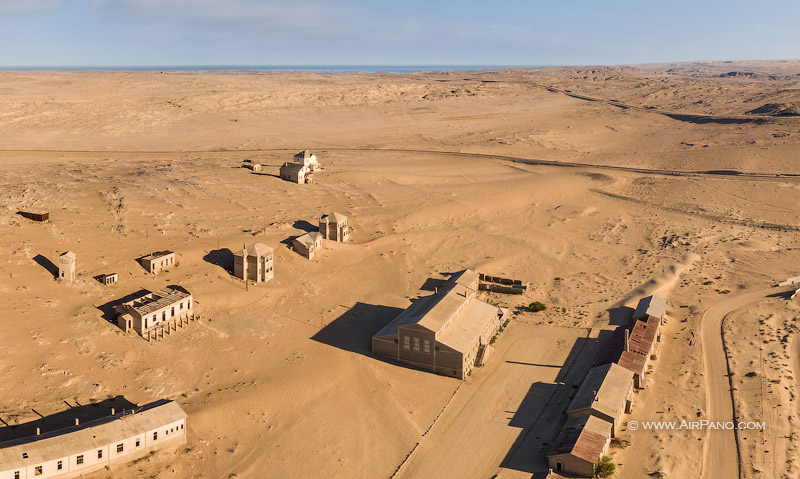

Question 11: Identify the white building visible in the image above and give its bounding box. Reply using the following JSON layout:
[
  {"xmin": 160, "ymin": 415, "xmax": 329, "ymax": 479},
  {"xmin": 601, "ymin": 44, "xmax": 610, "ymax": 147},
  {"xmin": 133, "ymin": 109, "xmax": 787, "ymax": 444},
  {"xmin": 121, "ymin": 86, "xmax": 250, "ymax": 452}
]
[{"xmin": 0, "ymin": 400, "xmax": 187, "ymax": 479}]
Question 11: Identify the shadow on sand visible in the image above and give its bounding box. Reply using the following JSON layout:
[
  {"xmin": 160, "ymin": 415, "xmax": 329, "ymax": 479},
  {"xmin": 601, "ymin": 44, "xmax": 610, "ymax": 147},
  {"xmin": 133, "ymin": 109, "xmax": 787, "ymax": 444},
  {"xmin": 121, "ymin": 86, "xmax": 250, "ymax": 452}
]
[
  {"xmin": 33, "ymin": 254, "xmax": 58, "ymax": 279},
  {"xmin": 0, "ymin": 396, "xmax": 138, "ymax": 442},
  {"xmin": 292, "ymin": 220, "xmax": 317, "ymax": 233},
  {"xmin": 311, "ymin": 302, "xmax": 404, "ymax": 355},
  {"xmin": 500, "ymin": 334, "xmax": 600, "ymax": 475},
  {"xmin": 95, "ymin": 289, "xmax": 150, "ymax": 323},
  {"xmin": 203, "ymin": 248, "xmax": 234, "ymax": 273}
]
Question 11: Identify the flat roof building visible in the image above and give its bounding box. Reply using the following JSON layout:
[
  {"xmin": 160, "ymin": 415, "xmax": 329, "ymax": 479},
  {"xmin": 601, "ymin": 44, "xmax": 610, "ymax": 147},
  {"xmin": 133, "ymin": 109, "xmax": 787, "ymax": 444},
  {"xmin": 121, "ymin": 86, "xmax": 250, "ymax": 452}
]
[
  {"xmin": 115, "ymin": 286, "xmax": 194, "ymax": 340},
  {"xmin": 567, "ymin": 363, "xmax": 634, "ymax": 436},
  {"xmin": 233, "ymin": 243, "xmax": 274, "ymax": 283},
  {"xmin": 372, "ymin": 269, "xmax": 508, "ymax": 379},
  {"xmin": 292, "ymin": 232, "xmax": 322, "ymax": 260},
  {"xmin": 319, "ymin": 212, "xmax": 350, "ymax": 243},
  {"xmin": 140, "ymin": 251, "xmax": 176, "ymax": 275},
  {"xmin": 547, "ymin": 415, "xmax": 612, "ymax": 477},
  {"xmin": 633, "ymin": 295, "xmax": 666, "ymax": 323},
  {"xmin": 0, "ymin": 400, "xmax": 186, "ymax": 479}
]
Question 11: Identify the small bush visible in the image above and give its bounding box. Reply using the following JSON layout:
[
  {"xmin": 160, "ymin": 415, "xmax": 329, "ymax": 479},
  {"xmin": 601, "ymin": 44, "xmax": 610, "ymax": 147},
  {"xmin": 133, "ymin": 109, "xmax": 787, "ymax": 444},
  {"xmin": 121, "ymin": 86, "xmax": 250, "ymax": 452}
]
[
  {"xmin": 529, "ymin": 301, "xmax": 547, "ymax": 312},
  {"xmin": 595, "ymin": 456, "xmax": 616, "ymax": 478}
]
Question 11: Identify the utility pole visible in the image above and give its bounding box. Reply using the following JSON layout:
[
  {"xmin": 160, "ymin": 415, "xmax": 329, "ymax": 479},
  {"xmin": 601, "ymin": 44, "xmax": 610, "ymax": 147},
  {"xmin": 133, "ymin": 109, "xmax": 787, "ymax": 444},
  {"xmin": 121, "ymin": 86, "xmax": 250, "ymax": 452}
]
[
  {"xmin": 243, "ymin": 244, "xmax": 248, "ymax": 291},
  {"xmin": 320, "ymin": 307, "xmax": 324, "ymax": 330}
]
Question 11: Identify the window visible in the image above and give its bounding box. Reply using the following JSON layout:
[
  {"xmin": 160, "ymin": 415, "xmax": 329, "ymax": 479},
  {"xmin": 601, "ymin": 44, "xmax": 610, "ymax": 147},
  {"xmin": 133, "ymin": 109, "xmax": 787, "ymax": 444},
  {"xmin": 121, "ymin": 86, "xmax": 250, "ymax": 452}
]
[
  {"xmin": 188, "ymin": 300, "xmax": 191, "ymax": 309},
  {"xmin": 413, "ymin": 337, "xmax": 420, "ymax": 352},
  {"xmin": 77, "ymin": 455, "xmax": 84, "ymax": 465},
  {"xmin": 15, "ymin": 472, "xmax": 20, "ymax": 479},
  {"xmin": 403, "ymin": 336, "xmax": 410, "ymax": 350},
  {"xmin": 135, "ymin": 439, "xmax": 140, "ymax": 447},
  {"xmin": 97, "ymin": 449, "xmax": 103, "ymax": 459},
  {"xmin": 57, "ymin": 460, "xmax": 63, "ymax": 470},
  {"xmin": 180, "ymin": 424, "xmax": 184, "ymax": 430},
  {"xmin": 117, "ymin": 443, "xmax": 124, "ymax": 453},
  {"xmin": 180, "ymin": 302, "xmax": 184, "ymax": 310},
  {"xmin": 35, "ymin": 466, "xmax": 42, "ymax": 475},
  {"xmin": 153, "ymin": 431, "xmax": 158, "ymax": 440},
  {"xmin": 423, "ymin": 339, "xmax": 430, "ymax": 354},
  {"xmin": 22, "ymin": 453, "xmax": 28, "ymax": 459},
  {"xmin": 162, "ymin": 311, "xmax": 166, "ymax": 321}
]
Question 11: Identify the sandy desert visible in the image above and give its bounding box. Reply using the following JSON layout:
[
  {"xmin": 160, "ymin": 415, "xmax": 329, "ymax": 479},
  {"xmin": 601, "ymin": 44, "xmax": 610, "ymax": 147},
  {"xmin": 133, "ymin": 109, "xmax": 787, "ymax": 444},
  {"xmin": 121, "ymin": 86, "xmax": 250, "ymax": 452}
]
[{"xmin": 1, "ymin": 61, "xmax": 800, "ymax": 479}]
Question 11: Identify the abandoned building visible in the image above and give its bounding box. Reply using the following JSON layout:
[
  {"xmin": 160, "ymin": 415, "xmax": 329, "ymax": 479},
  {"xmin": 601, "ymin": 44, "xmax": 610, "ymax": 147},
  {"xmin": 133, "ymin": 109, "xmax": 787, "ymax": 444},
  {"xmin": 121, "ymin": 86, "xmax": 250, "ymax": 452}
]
[
  {"xmin": 566, "ymin": 362, "xmax": 634, "ymax": 437},
  {"xmin": 100, "ymin": 273, "xmax": 118, "ymax": 286},
  {"xmin": 251, "ymin": 164, "xmax": 262, "ymax": 172},
  {"xmin": 598, "ymin": 295, "xmax": 665, "ymax": 389},
  {"xmin": 115, "ymin": 286, "xmax": 194, "ymax": 340},
  {"xmin": 292, "ymin": 232, "xmax": 323, "ymax": 260},
  {"xmin": 58, "ymin": 251, "xmax": 76, "ymax": 282},
  {"xmin": 0, "ymin": 400, "xmax": 186, "ymax": 479},
  {"xmin": 319, "ymin": 212, "xmax": 350, "ymax": 242},
  {"xmin": 372, "ymin": 269, "xmax": 509, "ymax": 380},
  {"xmin": 279, "ymin": 162, "xmax": 312, "ymax": 184},
  {"xmin": 18, "ymin": 211, "xmax": 49, "ymax": 222},
  {"xmin": 140, "ymin": 251, "xmax": 176, "ymax": 275},
  {"xmin": 233, "ymin": 243, "xmax": 274, "ymax": 283},
  {"xmin": 633, "ymin": 294, "xmax": 666, "ymax": 324},
  {"xmin": 293, "ymin": 150, "xmax": 319, "ymax": 170},
  {"xmin": 547, "ymin": 415, "xmax": 613, "ymax": 477}
]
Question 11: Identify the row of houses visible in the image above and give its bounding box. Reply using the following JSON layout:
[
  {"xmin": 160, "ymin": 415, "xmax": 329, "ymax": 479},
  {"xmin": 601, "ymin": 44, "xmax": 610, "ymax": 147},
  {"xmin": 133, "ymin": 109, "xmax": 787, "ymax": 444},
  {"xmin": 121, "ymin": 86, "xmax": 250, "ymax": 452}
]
[
  {"xmin": 545, "ymin": 295, "xmax": 666, "ymax": 477},
  {"xmin": 53, "ymin": 250, "xmax": 176, "ymax": 286},
  {"xmin": 0, "ymin": 400, "xmax": 187, "ymax": 479}
]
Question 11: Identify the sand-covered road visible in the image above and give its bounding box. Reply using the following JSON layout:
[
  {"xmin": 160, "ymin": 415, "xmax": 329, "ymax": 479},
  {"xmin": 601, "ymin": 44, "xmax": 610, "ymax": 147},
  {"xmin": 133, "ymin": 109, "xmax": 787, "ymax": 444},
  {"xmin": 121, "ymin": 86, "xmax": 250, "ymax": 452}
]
[{"xmin": 701, "ymin": 288, "xmax": 777, "ymax": 479}]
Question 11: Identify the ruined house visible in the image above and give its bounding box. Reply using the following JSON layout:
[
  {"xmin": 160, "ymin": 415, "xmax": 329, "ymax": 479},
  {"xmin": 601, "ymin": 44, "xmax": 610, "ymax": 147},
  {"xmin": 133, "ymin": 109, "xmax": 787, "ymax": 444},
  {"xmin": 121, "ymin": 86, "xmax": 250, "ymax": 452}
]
[
  {"xmin": 0, "ymin": 400, "xmax": 186, "ymax": 479},
  {"xmin": 115, "ymin": 286, "xmax": 193, "ymax": 339},
  {"xmin": 292, "ymin": 232, "xmax": 323, "ymax": 259},
  {"xmin": 566, "ymin": 363, "xmax": 634, "ymax": 437},
  {"xmin": 58, "ymin": 251, "xmax": 76, "ymax": 282},
  {"xmin": 140, "ymin": 251, "xmax": 176, "ymax": 275},
  {"xmin": 233, "ymin": 243, "xmax": 274, "ymax": 283},
  {"xmin": 372, "ymin": 269, "xmax": 508, "ymax": 379},
  {"xmin": 319, "ymin": 212, "xmax": 350, "ymax": 242},
  {"xmin": 546, "ymin": 415, "xmax": 613, "ymax": 477}
]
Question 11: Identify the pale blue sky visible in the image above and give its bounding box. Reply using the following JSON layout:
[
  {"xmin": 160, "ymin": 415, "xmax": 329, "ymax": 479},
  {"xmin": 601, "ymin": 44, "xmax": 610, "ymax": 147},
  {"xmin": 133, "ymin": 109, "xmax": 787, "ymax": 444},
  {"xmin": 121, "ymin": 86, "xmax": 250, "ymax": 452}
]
[{"xmin": 0, "ymin": 0, "xmax": 798, "ymax": 66}]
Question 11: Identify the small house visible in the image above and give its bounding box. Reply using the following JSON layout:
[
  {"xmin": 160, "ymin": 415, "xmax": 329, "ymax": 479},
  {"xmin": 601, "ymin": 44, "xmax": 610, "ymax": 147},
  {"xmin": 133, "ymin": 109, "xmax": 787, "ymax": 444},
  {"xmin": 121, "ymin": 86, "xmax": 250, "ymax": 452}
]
[
  {"xmin": 292, "ymin": 232, "xmax": 323, "ymax": 259},
  {"xmin": 58, "ymin": 251, "xmax": 76, "ymax": 282},
  {"xmin": 101, "ymin": 273, "xmax": 118, "ymax": 286},
  {"xmin": 566, "ymin": 363, "xmax": 634, "ymax": 437},
  {"xmin": 279, "ymin": 163, "xmax": 312, "ymax": 184},
  {"xmin": 319, "ymin": 212, "xmax": 350, "ymax": 242},
  {"xmin": 547, "ymin": 415, "xmax": 613, "ymax": 477},
  {"xmin": 140, "ymin": 251, "xmax": 176, "ymax": 275}
]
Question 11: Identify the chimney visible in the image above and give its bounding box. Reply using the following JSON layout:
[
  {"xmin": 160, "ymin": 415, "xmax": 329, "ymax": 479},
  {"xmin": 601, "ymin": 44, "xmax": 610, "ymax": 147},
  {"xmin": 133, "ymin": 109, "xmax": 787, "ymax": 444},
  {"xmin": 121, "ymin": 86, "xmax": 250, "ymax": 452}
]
[
  {"xmin": 624, "ymin": 329, "xmax": 630, "ymax": 352},
  {"xmin": 36, "ymin": 427, "xmax": 40, "ymax": 436},
  {"xmin": 74, "ymin": 418, "xmax": 79, "ymax": 426}
]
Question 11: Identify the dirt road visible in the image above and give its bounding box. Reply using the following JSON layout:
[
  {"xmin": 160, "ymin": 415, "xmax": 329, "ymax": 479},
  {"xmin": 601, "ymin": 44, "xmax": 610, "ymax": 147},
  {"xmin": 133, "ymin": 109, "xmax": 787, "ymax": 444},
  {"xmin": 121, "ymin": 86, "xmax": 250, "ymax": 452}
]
[{"xmin": 700, "ymin": 288, "xmax": 777, "ymax": 479}]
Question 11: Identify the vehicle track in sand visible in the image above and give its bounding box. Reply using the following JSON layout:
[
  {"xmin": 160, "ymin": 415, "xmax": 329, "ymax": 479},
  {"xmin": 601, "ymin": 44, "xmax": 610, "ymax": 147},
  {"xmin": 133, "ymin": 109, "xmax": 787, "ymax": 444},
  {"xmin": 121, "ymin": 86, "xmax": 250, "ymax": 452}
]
[
  {"xmin": 3, "ymin": 147, "xmax": 800, "ymax": 183},
  {"xmin": 700, "ymin": 287, "xmax": 777, "ymax": 479}
]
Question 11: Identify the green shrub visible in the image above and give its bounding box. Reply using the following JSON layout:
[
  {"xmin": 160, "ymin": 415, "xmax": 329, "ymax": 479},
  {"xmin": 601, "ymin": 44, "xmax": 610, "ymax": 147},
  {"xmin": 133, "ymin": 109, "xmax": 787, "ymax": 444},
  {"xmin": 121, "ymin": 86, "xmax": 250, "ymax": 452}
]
[
  {"xmin": 529, "ymin": 301, "xmax": 547, "ymax": 312},
  {"xmin": 595, "ymin": 456, "xmax": 616, "ymax": 478}
]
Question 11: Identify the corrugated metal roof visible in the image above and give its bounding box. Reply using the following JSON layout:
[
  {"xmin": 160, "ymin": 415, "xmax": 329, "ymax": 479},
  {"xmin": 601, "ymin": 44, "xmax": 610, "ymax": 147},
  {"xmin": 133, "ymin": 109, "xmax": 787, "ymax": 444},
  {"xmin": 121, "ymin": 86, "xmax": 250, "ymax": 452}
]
[
  {"xmin": 547, "ymin": 415, "xmax": 611, "ymax": 463},
  {"xmin": 437, "ymin": 299, "xmax": 502, "ymax": 352},
  {"xmin": 294, "ymin": 150, "xmax": 314, "ymax": 159},
  {"xmin": 567, "ymin": 363, "xmax": 633, "ymax": 421},
  {"xmin": 627, "ymin": 316, "xmax": 659, "ymax": 357},
  {"xmin": 617, "ymin": 351, "xmax": 647, "ymax": 377},
  {"xmin": 0, "ymin": 401, "xmax": 186, "ymax": 469},
  {"xmin": 633, "ymin": 295, "xmax": 666, "ymax": 320}
]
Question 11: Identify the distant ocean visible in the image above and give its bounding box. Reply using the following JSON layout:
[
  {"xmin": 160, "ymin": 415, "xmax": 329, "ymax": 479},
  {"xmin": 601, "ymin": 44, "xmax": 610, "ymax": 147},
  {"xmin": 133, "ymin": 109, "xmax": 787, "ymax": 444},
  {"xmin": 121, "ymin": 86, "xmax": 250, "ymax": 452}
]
[{"xmin": 0, "ymin": 65, "xmax": 533, "ymax": 74}]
